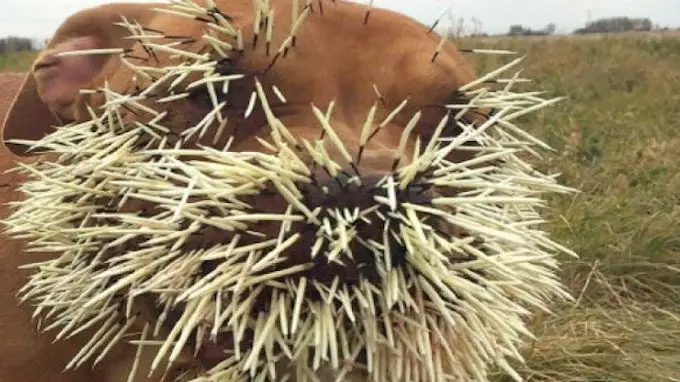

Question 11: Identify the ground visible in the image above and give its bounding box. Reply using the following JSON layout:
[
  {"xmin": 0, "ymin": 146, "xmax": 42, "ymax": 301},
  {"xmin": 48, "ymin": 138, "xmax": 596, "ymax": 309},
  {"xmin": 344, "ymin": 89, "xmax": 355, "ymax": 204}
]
[{"xmin": 2, "ymin": 32, "xmax": 679, "ymax": 381}]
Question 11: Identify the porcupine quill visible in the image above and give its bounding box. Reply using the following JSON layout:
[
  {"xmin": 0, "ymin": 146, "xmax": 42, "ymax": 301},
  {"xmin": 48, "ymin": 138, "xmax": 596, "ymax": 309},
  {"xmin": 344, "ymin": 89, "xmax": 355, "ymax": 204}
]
[{"xmin": 2, "ymin": 1, "xmax": 578, "ymax": 381}]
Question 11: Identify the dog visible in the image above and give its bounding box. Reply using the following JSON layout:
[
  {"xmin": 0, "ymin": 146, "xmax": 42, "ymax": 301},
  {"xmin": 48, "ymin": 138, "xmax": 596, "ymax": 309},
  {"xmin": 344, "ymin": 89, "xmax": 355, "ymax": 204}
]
[{"xmin": 1, "ymin": 1, "xmax": 487, "ymax": 381}]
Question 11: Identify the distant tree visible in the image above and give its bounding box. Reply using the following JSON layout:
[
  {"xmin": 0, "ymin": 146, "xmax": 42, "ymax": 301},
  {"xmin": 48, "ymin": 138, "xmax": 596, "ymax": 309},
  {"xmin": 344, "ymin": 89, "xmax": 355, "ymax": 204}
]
[
  {"xmin": 508, "ymin": 25, "xmax": 525, "ymax": 36},
  {"xmin": 470, "ymin": 17, "xmax": 485, "ymax": 36},
  {"xmin": 573, "ymin": 17, "xmax": 653, "ymax": 34},
  {"xmin": 544, "ymin": 23, "xmax": 557, "ymax": 35},
  {"xmin": 0, "ymin": 36, "xmax": 36, "ymax": 53},
  {"xmin": 507, "ymin": 23, "xmax": 556, "ymax": 36},
  {"xmin": 445, "ymin": 17, "xmax": 490, "ymax": 37}
]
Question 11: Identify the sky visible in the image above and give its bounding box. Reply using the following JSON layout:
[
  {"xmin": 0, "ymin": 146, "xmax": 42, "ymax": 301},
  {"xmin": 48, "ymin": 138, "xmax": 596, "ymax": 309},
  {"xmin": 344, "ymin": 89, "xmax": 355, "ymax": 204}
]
[{"xmin": 1, "ymin": 0, "xmax": 678, "ymax": 40}]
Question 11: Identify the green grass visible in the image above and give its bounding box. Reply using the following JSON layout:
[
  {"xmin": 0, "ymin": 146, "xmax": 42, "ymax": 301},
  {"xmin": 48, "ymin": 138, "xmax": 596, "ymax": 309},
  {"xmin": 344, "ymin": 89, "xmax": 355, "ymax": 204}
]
[
  {"xmin": 0, "ymin": 51, "xmax": 37, "ymax": 72},
  {"xmin": 2, "ymin": 34, "xmax": 680, "ymax": 381},
  {"xmin": 454, "ymin": 34, "xmax": 680, "ymax": 381}
]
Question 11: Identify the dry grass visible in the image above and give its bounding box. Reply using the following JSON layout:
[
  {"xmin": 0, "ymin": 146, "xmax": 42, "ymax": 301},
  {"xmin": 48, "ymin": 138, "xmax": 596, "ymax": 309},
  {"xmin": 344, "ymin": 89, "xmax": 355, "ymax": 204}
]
[
  {"xmin": 2, "ymin": 33, "xmax": 679, "ymax": 381},
  {"xmin": 454, "ymin": 34, "xmax": 680, "ymax": 381},
  {"xmin": 0, "ymin": 51, "xmax": 37, "ymax": 72}
]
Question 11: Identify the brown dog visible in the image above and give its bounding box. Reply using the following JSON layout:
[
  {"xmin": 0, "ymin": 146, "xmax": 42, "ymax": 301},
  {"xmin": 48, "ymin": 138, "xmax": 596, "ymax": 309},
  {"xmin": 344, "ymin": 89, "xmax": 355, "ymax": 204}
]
[{"xmin": 1, "ymin": 1, "xmax": 482, "ymax": 381}]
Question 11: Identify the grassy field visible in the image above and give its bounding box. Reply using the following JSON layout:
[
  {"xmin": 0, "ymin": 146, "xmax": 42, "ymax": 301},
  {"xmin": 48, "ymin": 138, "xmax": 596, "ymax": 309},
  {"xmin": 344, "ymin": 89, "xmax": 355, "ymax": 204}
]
[
  {"xmin": 457, "ymin": 34, "xmax": 680, "ymax": 381},
  {"xmin": 2, "ymin": 33, "xmax": 680, "ymax": 381},
  {"xmin": 0, "ymin": 51, "xmax": 36, "ymax": 72}
]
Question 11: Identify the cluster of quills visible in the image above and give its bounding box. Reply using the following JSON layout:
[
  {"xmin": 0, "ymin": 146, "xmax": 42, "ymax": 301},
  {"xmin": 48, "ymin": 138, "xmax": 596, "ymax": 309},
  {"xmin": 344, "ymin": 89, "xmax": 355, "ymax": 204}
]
[{"xmin": 2, "ymin": 0, "xmax": 577, "ymax": 381}]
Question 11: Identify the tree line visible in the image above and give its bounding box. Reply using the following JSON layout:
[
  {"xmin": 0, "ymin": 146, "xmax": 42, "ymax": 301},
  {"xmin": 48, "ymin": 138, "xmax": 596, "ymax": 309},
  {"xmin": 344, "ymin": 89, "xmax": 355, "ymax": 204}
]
[
  {"xmin": 0, "ymin": 36, "xmax": 40, "ymax": 53},
  {"xmin": 508, "ymin": 17, "xmax": 656, "ymax": 37}
]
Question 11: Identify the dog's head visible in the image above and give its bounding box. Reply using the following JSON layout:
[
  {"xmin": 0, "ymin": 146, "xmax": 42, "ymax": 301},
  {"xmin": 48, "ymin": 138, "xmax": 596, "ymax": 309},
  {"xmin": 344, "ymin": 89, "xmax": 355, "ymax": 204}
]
[
  {"xmin": 1, "ymin": 1, "xmax": 575, "ymax": 381},
  {"xmin": 3, "ymin": 1, "xmax": 477, "ymax": 159}
]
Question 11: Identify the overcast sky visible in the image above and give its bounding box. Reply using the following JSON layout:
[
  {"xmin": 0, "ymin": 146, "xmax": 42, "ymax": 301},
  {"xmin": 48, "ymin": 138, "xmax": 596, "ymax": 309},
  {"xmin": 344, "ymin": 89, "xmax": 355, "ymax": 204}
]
[{"xmin": 1, "ymin": 0, "xmax": 678, "ymax": 39}]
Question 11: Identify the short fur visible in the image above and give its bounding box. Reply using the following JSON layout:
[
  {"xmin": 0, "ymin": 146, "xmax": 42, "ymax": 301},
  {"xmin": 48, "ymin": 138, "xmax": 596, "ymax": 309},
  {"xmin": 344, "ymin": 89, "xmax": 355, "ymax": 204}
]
[
  {"xmin": 1, "ymin": 1, "xmax": 568, "ymax": 381},
  {"xmin": 1, "ymin": 2, "xmax": 480, "ymax": 380}
]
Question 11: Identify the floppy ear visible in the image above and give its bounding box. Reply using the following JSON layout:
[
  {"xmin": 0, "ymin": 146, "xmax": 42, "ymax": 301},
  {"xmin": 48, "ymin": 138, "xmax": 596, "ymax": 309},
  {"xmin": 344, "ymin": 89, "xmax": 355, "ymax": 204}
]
[
  {"xmin": 1, "ymin": 2, "xmax": 163, "ymax": 156},
  {"xmin": 1, "ymin": 73, "xmax": 62, "ymax": 156}
]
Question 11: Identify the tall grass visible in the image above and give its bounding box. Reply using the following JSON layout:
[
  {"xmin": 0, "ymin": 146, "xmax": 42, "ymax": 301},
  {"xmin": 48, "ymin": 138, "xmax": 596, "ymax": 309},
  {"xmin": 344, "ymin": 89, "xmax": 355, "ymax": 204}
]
[
  {"xmin": 0, "ymin": 51, "xmax": 37, "ymax": 72},
  {"xmin": 455, "ymin": 34, "xmax": 680, "ymax": 381},
  {"xmin": 2, "ymin": 33, "xmax": 679, "ymax": 381}
]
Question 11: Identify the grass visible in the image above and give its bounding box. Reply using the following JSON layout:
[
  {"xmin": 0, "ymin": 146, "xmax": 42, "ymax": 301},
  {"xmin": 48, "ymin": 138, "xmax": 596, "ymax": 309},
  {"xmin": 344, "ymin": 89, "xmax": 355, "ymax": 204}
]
[
  {"xmin": 0, "ymin": 51, "xmax": 36, "ymax": 72},
  {"xmin": 2, "ymin": 33, "xmax": 680, "ymax": 381},
  {"xmin": 454, "ymin": 34, "xmax": 680, "ymax": 381}
]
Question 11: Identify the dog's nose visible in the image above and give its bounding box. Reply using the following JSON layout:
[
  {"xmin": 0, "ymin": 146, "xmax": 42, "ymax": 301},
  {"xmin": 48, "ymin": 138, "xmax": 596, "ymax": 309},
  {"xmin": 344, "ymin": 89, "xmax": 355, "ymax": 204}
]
[{"xmin": 289, "ymin": 173, "xmax": 433, "ymax": 283}]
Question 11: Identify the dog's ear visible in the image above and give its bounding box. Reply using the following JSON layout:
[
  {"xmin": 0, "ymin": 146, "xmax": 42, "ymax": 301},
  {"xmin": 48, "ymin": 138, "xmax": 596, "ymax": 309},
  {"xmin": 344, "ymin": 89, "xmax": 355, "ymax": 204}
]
[
  {"xmin": 1, "ymin": 3, "xmax": 162, "ymax": 156},
  {"xmin": 1, "ymin": 73, "xmax": 58, "ymax": 156}
]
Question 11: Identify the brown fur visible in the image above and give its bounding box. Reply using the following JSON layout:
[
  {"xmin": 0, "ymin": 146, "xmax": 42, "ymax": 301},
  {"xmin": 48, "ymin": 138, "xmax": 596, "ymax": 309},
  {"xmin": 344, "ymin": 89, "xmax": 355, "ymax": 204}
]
[
  {"xmin": 1, "ymin": 80, "xmax": 163, "ymax": 381},
  {"xmin": 0, "ymin": 73, "xmax": 25, "ymax": 125},
  {"xmin": 1, "ymin": 1, "xmax": 481, "ymax": 380}
]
